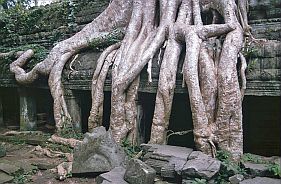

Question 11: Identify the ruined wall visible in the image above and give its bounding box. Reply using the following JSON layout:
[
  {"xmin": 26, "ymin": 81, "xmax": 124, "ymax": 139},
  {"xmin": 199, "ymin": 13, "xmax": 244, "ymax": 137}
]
[{"xmin": 0, "ymin": 0, "xmax": 280, "ymax": 96}]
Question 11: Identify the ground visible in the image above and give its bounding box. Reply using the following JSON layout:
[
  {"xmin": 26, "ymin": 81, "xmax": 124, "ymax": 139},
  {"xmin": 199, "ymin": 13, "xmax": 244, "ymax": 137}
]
[{"xmin": 0, "ymin": 128, "xmax": 96, "ymax": 184}]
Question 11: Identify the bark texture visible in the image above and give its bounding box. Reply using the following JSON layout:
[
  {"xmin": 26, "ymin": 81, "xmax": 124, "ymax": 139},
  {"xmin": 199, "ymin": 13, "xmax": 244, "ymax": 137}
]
[{"xmin": 10, "ymin": 0, "xmax": 250, "ymax": 159}]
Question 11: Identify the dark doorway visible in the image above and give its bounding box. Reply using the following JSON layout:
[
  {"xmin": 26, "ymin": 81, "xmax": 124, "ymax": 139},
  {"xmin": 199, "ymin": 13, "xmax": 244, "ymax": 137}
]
[
  {"xmin": 0, "ymin": 87, "xmax": 20, "ymax": 129},
  {"xmin": 168, "ymin": 93, "xmax": 195, "ymax": 148},
  {"xmin": 243, "ymin": 96, "xmax": 281, "ymax": 156}
]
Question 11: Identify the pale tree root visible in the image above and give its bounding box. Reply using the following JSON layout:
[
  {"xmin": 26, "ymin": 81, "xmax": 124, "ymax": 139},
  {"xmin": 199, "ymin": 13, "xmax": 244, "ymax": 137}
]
[
  {"xmin": 109, "ymin": 0, "xmax": 157, "ymax": 144},
  {"xmin": 31, "ymin": 145, "xmax": 73, "ymax": 161},
  {"xmin": 150, "ymin": 0, "xmax": 192, "ymax": 144},
  {"xmin": 9, "ymin": 0, "xmax": 132, "ymax": 133},
  {"xmin": 48, "ymin": 134, "xmax": 82, "ymax": 148},
  {"xmin": 57, "ymin": 162, "xmax": 72, "ymax": 181},
  {"xmin": 88, "ymin": 43, "xmax": 121, "ymax": 131},
  {"xmin": 9, "ymin": 0, "xmax": 249, "ymax": 160}
]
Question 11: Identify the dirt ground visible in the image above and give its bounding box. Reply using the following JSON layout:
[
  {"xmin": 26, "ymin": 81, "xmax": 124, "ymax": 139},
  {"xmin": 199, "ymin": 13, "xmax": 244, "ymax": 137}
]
[{"xmin": 0, "ymin": 128, "xmax": 97, "ymax": 184}]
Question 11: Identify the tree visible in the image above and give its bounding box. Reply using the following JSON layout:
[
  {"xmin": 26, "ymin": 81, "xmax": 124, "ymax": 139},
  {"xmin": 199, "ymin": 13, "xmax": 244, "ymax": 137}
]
[
  {"xmin": 9, "ymin": 0, "xmax": 251, "ymax": 159},
  {"xmin": 0, "ymin": 0, "xmax": 33, "ymax": 9}
]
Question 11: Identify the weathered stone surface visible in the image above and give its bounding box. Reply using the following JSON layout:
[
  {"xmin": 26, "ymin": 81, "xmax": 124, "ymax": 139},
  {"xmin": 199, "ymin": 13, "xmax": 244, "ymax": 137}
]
[
  {"xmin": 124, "ymin": 158, "xmax": 156, "ymax": 184},
  {"xmin": 0, "ymin": 162, "xmax": 21, "ymax": 175},
  {"xmin": 142, "ymin": 144, "xmax": 192, "ymax": 179},
  {"xmin": 181, "ymin": 151, "xmax": 221, "ymax": 180},
  {"xmin": 35, "ymin": 162, "xmax": 56, "ymax": 170},
  {"xmin": 240, "ymin": 177, "xmax": 281, "ymax": 184},
  {"xmin": 96, "ymin": 167, "xmax": 128, "ymax": 184},
  {"xmin": 242, "ymin": 162, "xmax": 270, "ymax": 177},
  {"xmin": 0, "ymin": 144, "xmax": 6, "ymax": 158},
  {"xmin": 18, "ymin": 88, "xmax": 37, "ymax": 131},
  {"xmin": 72, "ymin": 127, "xmax": 126, "ymax": 174},
  {"xmin": 229, "ymin": 174, "xmax": 244, "ymax": 184},
  {"xmin": 0, "ymin": 171, "xmax": 14, "ymax": 183},
  {"xmin": 181, "ymin": 179, "xmax": 194, "ymax": 184}
]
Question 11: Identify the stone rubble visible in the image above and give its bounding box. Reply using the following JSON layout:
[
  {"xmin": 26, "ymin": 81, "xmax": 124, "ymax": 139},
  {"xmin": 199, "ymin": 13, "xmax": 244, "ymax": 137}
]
[
  {"xmin": 72, "ymin": 126, "xmax": 127, "ymax": 174},
  {"xmin": 142, "ymin": 144, "xmax": 221, "ymax": 181},
  {"xmin": 96, "ymin": 167, "xmax": 128, "ymax": 184},
  {"xmin": 239, "ymin": 177, "xmax": 281, "ymax": 184},
  {"xmin": 124, "ymin": 158, "xmax": 156, "ymax": 184}
]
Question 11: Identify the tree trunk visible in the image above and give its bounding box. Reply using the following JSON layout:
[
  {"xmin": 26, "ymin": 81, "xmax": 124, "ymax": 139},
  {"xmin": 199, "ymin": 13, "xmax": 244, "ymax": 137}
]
[{"xmin": 10, "ymin": 0, "xmax": 251, "ymax": 159}]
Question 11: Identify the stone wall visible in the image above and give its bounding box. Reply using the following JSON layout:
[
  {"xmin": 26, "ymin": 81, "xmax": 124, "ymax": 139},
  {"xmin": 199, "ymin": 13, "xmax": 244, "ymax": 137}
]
[{"xmin": 0, "ymin": 0, "xmax": 280, "ymax": 96}]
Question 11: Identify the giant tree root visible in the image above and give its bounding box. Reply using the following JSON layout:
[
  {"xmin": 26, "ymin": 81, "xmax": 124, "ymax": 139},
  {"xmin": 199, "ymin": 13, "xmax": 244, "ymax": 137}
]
[
  {"xmin": 10, "ymin": 0, "xmax": 251, "ymax": 160},
  {"xmin": 48, "ymin": 134, "xmax": 82, "ymax": 148}
]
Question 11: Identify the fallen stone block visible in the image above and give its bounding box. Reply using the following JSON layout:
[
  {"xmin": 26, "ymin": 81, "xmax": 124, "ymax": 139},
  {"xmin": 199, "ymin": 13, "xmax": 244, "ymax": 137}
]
[
  {"xmin": 124, "ymin": 158, "xmax": 156, "ymax": 184},
  {"xmin": 181, "ymin": 151, "xmax": 221, "ymax": 180},
  {"xmin": 72, "ymin": 126, "xmax": 127, "ymax": 174},
  {"xmin": 0, "ymin": 171, "xmax": 14, "ymax": 183},
  {"xmin": 0, "ymin": 162, "xmax": 21, "ymax": 175},
  {"xmin": 96, "ymin": 167, "xmax": 128, "ymax": 184},
  {"xmin": 242, "ymin": 162, "xmax": 270, "ymax": 177},
  {"xmin": 142, "ymin": 144, "xmax": 192, "ymax": 178},
  {"xmin": 240, "ymin": 177, "xmax": 281, "ymax": 184}
]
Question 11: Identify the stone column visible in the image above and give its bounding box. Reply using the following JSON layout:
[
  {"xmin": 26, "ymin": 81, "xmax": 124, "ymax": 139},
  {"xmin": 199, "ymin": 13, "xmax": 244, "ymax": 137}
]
[
  {"xmin": 136, "ymin": 99, "xmax": 145, "ymax": 145},
  {"xmin": 18, "ymin": 88, "xmax": 37, "ymax": 131},
  {"xmin": 0, "ymin": 95, "xmax": 4, "ymax": 127},
  {"xmin": 65, "ymin": 89, "xmax": 82, "ymax": 132}
]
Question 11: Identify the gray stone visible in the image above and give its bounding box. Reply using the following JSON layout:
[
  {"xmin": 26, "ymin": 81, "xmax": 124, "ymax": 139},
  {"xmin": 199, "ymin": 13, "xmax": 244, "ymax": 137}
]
[
  {"xmin": 124, "ymin": 158, "xmax": 156, "ymax": 184},
  {"xmin": 72, "ymin": 127, "xmax": 127, "ymax": 174},
  {"xmin": 142, "ymin": 144, "xmax": 193, "ymax": 178},
  {"xmin": 239, "ymin": 177, "xmax": 281, "ymax": 184},
  {"xmin": 0, "ymin": 97, "xmax": 3, "ymax": 127},
  {"xmin": 0, "ymin": 171, "xmax": 14, "ymax": 183},
  {"xmin": 242, "ymin": 162, "xmax": 269, "ymax": 177},
  {"xmin": 182, "ymin": 151, "xmax": 221, "ymax": 180},
  {"xmin": 181, "ymin": 179, "xmax": 194, "ymax": 184},
  {"xmin": 18, "ymin": 88, "xmax": 37, "ymax": 131},
  {"xmin": 229, "ymin": 174, "xmax": 244, "ymax": 184},
  {"xmin": 0, "ymin": 163, "xmax": 21, "ymax": 175},
  {"xmin": 96, "ymin": 167, "xmax": 128, "ymax": 184},
  {"xmin": 0, "ymin": 144, "xmax": 6, "ymax": 158},
  {"xmin": 36, "ymin": 162, "xmax": 56, "ymax": 170}
]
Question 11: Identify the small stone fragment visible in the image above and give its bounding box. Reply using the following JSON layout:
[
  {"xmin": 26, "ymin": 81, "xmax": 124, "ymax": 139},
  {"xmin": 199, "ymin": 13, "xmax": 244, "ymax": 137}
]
[
  {"xmin": 96, "ymin": 167, "xmax": 128, "ymax": 184},
  {"xmin": 124, "ymin": 158, "xmax": 156, "ymax": 184},
  {"xmin": 229, "ymin": 174, "xmax": 244, "ymax": 184},
  {"xmin": 0, "ymin": 144, "xmax": 6, "ymax": 158}
]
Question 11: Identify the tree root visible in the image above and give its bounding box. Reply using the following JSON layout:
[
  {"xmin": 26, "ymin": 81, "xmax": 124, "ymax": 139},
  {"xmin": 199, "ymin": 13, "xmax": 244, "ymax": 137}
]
[
  {"xmin": 31, "ymin": 145, "xmax": 73, "ymax": 161},
  {"xmin": 1, "ymin": 130, "xmax": 43, "ymax": 136},
  {"xmin": 9, "ymin": 0, "xmax": 250, "ymax": 159},
  {"xmin": 48, "ymin": 134, "xmax": 81, "ymax": 148},
  {"xmin": 57, "ymin": 162, "xmax": 72, "ymax": 181}
]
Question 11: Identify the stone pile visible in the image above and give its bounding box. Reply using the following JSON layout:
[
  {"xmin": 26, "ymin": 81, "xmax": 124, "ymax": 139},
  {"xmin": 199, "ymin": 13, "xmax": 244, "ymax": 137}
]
[{"xmin": 72, "ymin": 127, "xmax": 280, "ymax": 184}]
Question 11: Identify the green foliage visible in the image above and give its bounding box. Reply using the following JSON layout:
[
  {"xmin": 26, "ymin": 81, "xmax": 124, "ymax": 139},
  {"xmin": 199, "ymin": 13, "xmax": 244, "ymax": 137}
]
[
  {"xmin": 192, "ymin": 178, "xmax": 207, "ymax": 184},
  {"xmin": 58, "ymin": 122, "xmax": 84, "ymax": 140},
  {"xmin": 88, "ymin": 28, "xmax": 124, "ymax": 51},
  {"xmin": 0, "ymin": 0, "xmax": 77, "ymax": 37},
  {"xmin": 13, "ymin": 167, "xmax": 38, "ymax": 184},
  {"xmin": 241, "ymin": 153, "xmax": 266, "ymax": 164},
  {"xmin": 215, "ymin": 150, "xmax": 245, "ymax": 183},
  {"xmin": 267, "ymin": 163, "xmax": 281, "ymax": 177},
  {"xmin": 121, "ymin": 139, "xmax": 141, "ymax": 158},
  {"xmin": 45, "ymin": 142, "xmax": 73, "ymax": 153},
  {"xmin": 242, "ymin": 153, "xmax": 281, "ymax": 178}
]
